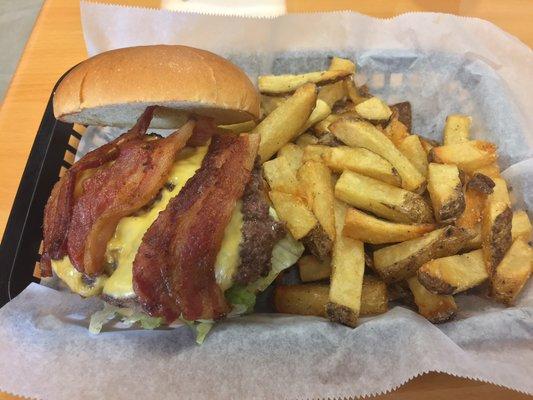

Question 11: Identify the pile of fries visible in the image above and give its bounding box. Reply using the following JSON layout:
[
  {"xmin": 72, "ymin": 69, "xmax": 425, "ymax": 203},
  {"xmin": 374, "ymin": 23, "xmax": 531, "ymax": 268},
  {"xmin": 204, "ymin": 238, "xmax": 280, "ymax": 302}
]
[{"xmin": 238, "ymin": 56, "xmax": 532, "ymax": 327}]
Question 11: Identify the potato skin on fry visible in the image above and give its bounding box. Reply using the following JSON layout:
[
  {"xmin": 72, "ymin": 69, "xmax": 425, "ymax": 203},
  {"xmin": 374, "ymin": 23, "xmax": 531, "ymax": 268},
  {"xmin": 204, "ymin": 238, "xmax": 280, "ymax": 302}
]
[
  {"xmin": 407, "ymin": 277, "xmax": 457, "ymax": 323},
  {"xmin": 390, "ymin": 102, "xmax": 412, "ymax": 132}
]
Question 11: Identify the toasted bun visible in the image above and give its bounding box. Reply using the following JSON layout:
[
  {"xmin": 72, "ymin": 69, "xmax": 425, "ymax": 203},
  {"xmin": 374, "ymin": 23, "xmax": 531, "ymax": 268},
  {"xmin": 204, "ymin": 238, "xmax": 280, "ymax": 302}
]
[{"xmin": 53, "ymin": 45, "xmax": 260, "ymax": 128}]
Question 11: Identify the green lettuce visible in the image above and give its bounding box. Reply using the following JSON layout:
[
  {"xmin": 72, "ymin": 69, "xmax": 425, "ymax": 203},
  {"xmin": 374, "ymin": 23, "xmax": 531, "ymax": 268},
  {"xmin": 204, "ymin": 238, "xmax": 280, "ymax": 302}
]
[{"xmin": 89, "ymin": 303, "xmax": 162, "ymax": 334}]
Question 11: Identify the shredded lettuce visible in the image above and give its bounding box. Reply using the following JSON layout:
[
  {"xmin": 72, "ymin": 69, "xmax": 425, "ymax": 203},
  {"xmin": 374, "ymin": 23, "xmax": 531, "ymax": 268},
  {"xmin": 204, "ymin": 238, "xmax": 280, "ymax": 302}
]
[
  {"xmin": 180, "ymin": 318, "xmax": 214, "ymax": 345},
  {"xmin": 89, "ymin": 303, "xmax": 162, "ymax": 334}
]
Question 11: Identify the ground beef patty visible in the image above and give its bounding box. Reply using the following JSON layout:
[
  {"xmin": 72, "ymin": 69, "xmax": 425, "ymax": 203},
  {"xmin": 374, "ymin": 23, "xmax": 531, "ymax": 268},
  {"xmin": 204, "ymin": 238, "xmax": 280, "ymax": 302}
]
[{"xmin": 234, "ymin": 164, "xmax": 285, "ymax": 285}]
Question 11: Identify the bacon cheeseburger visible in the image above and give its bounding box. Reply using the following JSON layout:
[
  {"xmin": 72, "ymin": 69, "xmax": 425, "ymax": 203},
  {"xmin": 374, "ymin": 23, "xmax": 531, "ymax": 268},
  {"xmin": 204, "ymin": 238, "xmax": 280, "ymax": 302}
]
[{"xmin": 41, "ymin": 45, "xmax": 303, "ymax": 341}]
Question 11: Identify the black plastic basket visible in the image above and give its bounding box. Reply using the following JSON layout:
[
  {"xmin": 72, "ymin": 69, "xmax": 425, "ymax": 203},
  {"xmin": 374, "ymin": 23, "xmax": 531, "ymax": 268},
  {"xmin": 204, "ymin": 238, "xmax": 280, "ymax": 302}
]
[{"xmin": 0, "ymin": 72, "xmax": 78, "ymax": 306}]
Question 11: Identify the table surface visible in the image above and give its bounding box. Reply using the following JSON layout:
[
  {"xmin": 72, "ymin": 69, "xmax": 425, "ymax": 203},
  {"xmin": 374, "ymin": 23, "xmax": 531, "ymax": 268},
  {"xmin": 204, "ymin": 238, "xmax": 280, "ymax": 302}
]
[{"xmin": 0, "ymin": 1, "xmax": 531, "ymax": 399}]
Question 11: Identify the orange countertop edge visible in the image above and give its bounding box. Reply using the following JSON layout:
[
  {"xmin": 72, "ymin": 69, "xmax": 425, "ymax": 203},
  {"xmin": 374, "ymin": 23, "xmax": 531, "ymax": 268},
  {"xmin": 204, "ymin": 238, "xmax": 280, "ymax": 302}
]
[{"xmin": 0, "ymin": 1, "xmax": 531, "ymax": 399}]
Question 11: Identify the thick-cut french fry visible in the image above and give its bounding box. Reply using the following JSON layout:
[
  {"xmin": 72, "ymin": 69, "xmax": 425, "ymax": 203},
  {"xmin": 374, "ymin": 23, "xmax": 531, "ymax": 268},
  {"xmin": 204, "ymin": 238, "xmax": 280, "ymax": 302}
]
[
  {"xmin": 482, "ymin": 178, "xmax": 512, "ymax": 275},
  {"xmin": 302, "ymin": 145, "xmax": 331, "ymax": 163},
  {"xmin": 298, "ymin": 161, "xmax": 336, "ymax": 241},
  {"xmin": 407, "ymin": 277, "xmax": 457, "ymax": 323},
  {"xmin": 302, "ymin": 225, "xmax": 333, "ymax": 261},
  {"xmin": 298, "ymin": 255, "xmax": 331, "ymax": 282},
  {"xmin": 429, "ymin": 141, "xmax": 497, "ymax": 173},
  {"xmin": 427, "ymin": 163, "xmax": 465, "ymax": 222},
  {"xmin": 335, "ymin": 171, "xmax": 433, "ymax": 224},
  {"xmin": 344, "ymin": 79, "xmax": 369, "ymax": 105},
  {"xmin": 473, "ymin": 163, "xmax": 501, "ymax": 179},
  {"xmin": 274, "ymin": 276, "xmax": 387, "ymax": 318},
  {"xmin": 398, "ymin": 135, "xmax": 428, "ymax": 177},
  {"xmin": 354, "ymin": 97, "xmax": 392, "ymax": 121},
  {"xmin": 325, "ymin": 146, "xmax": 401, "ymax": 187},
  {"xmin": 269, "ymin": 191, "xmax": 317, "ymax": 240},
  {"xmin": 490, "ymin": 239, "xmax": 533, "ymax": 305},
  {"xmin": 419, "ymin": 136, "xmax": 437, "ymax": 156},
  {"xmin": 443, "ymin": 114, "xmax": 471, "ymax": 145},
  {"xmin": 466, "ymin": 173, "xmax": 495, "ymax": 195},
  {"xmin": 300, "ymin": 99, "xmax": 331, "ymax": 132},
  {"xmin": 256, "ymin": 83, "xmax": 317, "ymax": 162},
  {"xmin": 343, "ymin": 208, "xmax": 436, "ymax": 244},
  {"xmin": 331, "ymin": 119, "xmax": 426, "ymax": 191},
  {"xmin": 318, "ymin": 80, "xmax": 347, "ymax": 108},
  {"xmin": 263, "ymin": 156, "xmax": 300, "ymax": 195},
  {"xmin": 417, "ymin": 249, "xmax": 488, "ymax": 295},
  {"xmin": 261, "ymin": 95, "xmax": 287, "ymax": 116},
  {"xmin": 296, "ymin": 133, "xmax": 319, "ymax": 147},
  {"xmin": 373, "ymin": 226, "xmax": 471, "ymax": 283},
  {"xmin": 512, "ymin": 210, "xmax": 532, "ymax": 241},
  {"xmin": 277, "ymin": 143, "xmax": 303, "ymax": 173},
  {"xmin": 384, "ymin": 119, "xmax": 410, "ymax": 147},
  {"xmin": 462, "ymin": 224, "xmax": 482, "ymax": 251},
  {"xmin": 258, "ymin": 58, "xmax": 354, "ymax": 94},
  {"xmin": 312, "ymin": 114, "xmax": 341, "ymax": 137},
  {"xmin": 218, "ymin": 120, "xmax": 257, "ymax": 134},
  {"xmin": 389, "ymin": 102, "xmax": 412, "ymax": 132}
]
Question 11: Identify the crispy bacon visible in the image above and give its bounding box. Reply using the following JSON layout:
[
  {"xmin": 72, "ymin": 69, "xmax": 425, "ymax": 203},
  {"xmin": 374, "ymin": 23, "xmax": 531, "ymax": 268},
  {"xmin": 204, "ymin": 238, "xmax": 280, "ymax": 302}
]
[
  {"xmin": 41, "ymin": 107, "xmax": 156, "ymax": 276},
  {"xmin": 133, "ymin": 133, "xmax": 260, "ymax": 322},
  {"xmin": 67, "ymin": 121, "xmax": 195, "ymax": 275},
  {"xmin": 186, "ymin": 117, "xmax": 220, "ymax": 147}
]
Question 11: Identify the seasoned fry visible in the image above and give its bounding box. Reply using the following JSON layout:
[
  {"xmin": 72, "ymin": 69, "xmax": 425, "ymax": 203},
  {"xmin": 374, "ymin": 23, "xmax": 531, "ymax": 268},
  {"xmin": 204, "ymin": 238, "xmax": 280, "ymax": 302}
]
[
  {"xmin": 443, "ymin": 114, "xmax": 471, "ymax": 145},
  {"xmin": 256, "ymin": 83, "xmax": 317, "ymax": 162},
  {"xmin": 263, "ymin": 156, "xmax": 300, "ymax": 195},
  {"xmin": 343, "ymin": 208, "xmax": 436, "ymax": 244},
  {"xmin": 298, "ymin": 255, "xmax": 331, "ymax": 282},
  {"xmin": 298, "ymin": 161, "xmax": 336, "ymax": 241},
  {"xmin": 325, "ymin": 146, "xmax": 401, "ymax": 186},
  {"xmin": 512, "ymin": 210, "xmax": 532, "ymax": 241},
  {"xmin": 354, "ymin": 97, "xmax": 392, "ymax": 121},
  {"xmin": 274, "ymin": 276, "xmax": 388, "ymax": 318},
  {"xmin": 331, "ymin": 119, "xmax": 426, "ymax": 191},
  {"xmin": 258, "ymin": 59, "xmax": 354, "ymax": 94},
  {"xmin": 490, "ymin": 239, "xmax": 533, "ymax": 305},
  {"xmin": 429, "ymin": 141, "xmax": 497, "ymax": 173},
  {"xmin": 407, "ymin": 277, "xmax": 457, "ymax": 323},
  {"xmin": 277, "ymin": 143, "xmax": 303, "ymax": 173},
  {"xmin": 296, "ymin": 133, "xmax": 319, "ymax": 147},
  {"xmin": 318, "ymin": 80, "xmax": 347, "ymax": 108},
  {"xmin": 482, "ymin": 178, "xmax": 512, "ymax": 274},
  {"xmin": 398, "ymin": 135, "xmax": 428, "ymax": 177},
  {"xmin": 390, "ymin": 102, "xmax": 412, "ymax": 132},
  {"xmin": 269, "ymin": 191, "xmax": 317, "ymax": 240},
  {"xmin": 473, "ymin": 163, "xmax": 501, "ymax": 179},
  {"xmin": 384, "ymin": 119, "xmax": 410, "ymax": 147},
  {"xmin": 427, "ymin": 163, "xmax": 465, "ymax": 222},
  {"xmin": 467, "ymin": 173, "xmax": 495, "ymax": 195},
  {"xmin": 417, "ymin": 249, "xmax": 488, "ymax": 295},
  {"xmin": 462, "ymin": 224, "xmax": 482, "ymax": 251},
  {"xmin": 373, "ymin": 226, "xmax": 471, "ymax": 283},
  {"xmin": 335, "ymin": 171, "xmax": 433, "ymax": 224}
]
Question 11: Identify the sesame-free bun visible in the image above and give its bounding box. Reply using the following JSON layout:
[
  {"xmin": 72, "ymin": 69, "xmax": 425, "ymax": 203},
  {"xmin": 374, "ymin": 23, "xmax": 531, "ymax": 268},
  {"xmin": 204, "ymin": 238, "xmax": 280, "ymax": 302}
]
[{"xmin": 53, "ymin": 45, "xmax": 260, "ymax": 128}]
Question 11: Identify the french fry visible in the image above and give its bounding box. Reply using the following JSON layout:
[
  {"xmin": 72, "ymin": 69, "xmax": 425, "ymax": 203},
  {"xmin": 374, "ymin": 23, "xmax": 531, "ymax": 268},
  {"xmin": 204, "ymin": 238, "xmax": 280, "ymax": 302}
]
[
  {"xmin": 269, "ymin": 191, "xmax": 317, "ymax": 240},
  {"xmin": 427, "ymin": 163, "xmax": 465, "ymax": 222},
  {"xmin": 325, "ymin": 146, "xmax": 401, "ymax": 187},
  {"xmin": 312, "ymin": 114, "xmax": 341, "ymax": 137},
  {"xmin": 262, "ymin": 156, "xmax": 300, "ymax": 195},
  {"xmin": 354, "ymin": 97, "xmax": 393, "ymax": 121},
  {"xmin": 443, "ymin": 114, "xmax": 471, "ymax": 145},
  {"xmin": 277, "ymin": 143, "xmax": 303, "ymax": 173},
  {"xmin": 298, "ymin": 255, "xmax": 331, "ymax": 282},
  {"xmin": 390, "ymin": 102, "xmax": 412, "ymax": 132},
  {"xmin": 490, "ymin": 239, "xmax": 533, "ymax": 305},
  {"xmin": 301, "ymin": 224, "xmax": 333, "ymax": 261},
  {"xmin": 218, "ymin": 120, "xmax": 257, "ymax": 134},
  {"xmin": 512, "ymin": 210, "xmax": 532, "ymax": 241},
  {"xmin": 296, "ymin": 133, "xmax": 319, "ymax": 147},
  {"xmin": 274, "ymin": 276, "xmax": 388, "ymax": 318},
  {"xmin": 419, "ymin": 136, "xmax": 437, "ymax": 156},
  {"xmin": 335, "ymin": 171, "xmax": 433, "ymax": 223},
  {"xmin": 261, "ymin": 95, "xmax": 287, "ymax": 116},
  {"xmin": 473, "ymin": 163, "xmax": 501, "ymax": 179},
  {"xmin": 343, "ymin": 208, "xmax": 436, "ymax": 244},
  {"xmin": 331, "ymin": 119, "xmax": 426, "ymax": 191},
  {"xmin": 384, "ymin": 119, "xmax": 410, "ymax": 147},
  {"xmin": 482, "ymin": 178, "xmax": 512, "ymax": 275},
  {"xmin": 373, "ymin": 226, "xmax": 471, "ymax": 283},
  {"xmin": 429, "ymin": 141, "xmax": 497, "ymax": 173},
  {"xmin": 326, "ymin": 201, "xmax": 365, "ymax": 327},
  {"xmin": 302, "ymin": 145, "xmax": 331, "ymax": 163},
  {"xmin": 258, "ymin": 58, "xmax": 354, "ymax": 94},
  {"xmin": 344, "ymin": 79, "xmax": 370, "ymax": 105},
  {"xmin": 298, "ymin": 161, "xmax": 336, "ymax": 241},
  {"xmin": 456, "ymin": 174, "xmax": 495, "ymax": 231},
  {"xmin": 407, "ymin": 277, "xmax": 457, "ymax": 323},
  {"xmin": 256, "ymin": 83, "xmax": 317, "ymax": 162},
  {"xmin": 300, "ymin": 99, "xmax": 331, "ymax": 132},
  {"xmin": 461, "ymin": 224, "xmax": 482, "ymax": 251},
  {"xmin": 318, "ymin": 80, "xmax": 347, "ymax": 108},
  {"xmin": 417, "ymin": 249, "xmax": 488, "ymax": 295},
  {"xmin": 398, "ymin": 135, "xmax": 428, "ymax": 177}
]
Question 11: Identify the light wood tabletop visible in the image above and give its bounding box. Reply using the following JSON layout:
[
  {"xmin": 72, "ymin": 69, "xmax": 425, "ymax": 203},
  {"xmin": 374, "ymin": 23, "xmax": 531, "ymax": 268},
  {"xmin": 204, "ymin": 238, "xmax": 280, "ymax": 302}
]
[{"xmin": 0, "ymin": 1, "xmax": 531, "ymax": 399}]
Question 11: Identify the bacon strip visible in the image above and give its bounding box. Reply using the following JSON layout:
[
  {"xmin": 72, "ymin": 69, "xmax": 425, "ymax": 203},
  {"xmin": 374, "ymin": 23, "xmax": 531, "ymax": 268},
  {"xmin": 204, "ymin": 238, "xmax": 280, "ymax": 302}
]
[
  {"xmin": 41, "ymin": 107, "xmax": 156, "ymax": 276},
  {"xmin": 186, "ymin": 117, "xmax": 219, "ymax": 147},
  {"xmin": 133, "ymin": 133, "xmax": 260, "ymax": 322},
  {"xmin": 67, "ymin": 121, "xmax": 195, "ymax": 275}
]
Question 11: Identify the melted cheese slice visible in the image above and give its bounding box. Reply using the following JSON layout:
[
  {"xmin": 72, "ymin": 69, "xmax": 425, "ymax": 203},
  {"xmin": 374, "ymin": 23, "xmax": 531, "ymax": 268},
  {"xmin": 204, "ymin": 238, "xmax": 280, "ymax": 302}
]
[{"xmin": 52, "ymin": 145, "xmax": 244, "ymax": 299}]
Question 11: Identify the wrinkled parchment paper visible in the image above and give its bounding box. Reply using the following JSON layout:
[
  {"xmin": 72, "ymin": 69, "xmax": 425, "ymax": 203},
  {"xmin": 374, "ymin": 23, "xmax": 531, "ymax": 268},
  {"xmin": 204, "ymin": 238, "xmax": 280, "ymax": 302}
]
[{"xmin": 1, "ymin": 3, "xmax": 532, "ymax": 399}]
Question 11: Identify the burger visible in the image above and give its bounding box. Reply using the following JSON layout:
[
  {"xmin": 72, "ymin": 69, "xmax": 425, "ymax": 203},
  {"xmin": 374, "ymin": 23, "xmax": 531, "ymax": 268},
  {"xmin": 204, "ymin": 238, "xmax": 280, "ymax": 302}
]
[{"xmin": 41, "ymin": 45, "xmax": 303, "ymax": 341}]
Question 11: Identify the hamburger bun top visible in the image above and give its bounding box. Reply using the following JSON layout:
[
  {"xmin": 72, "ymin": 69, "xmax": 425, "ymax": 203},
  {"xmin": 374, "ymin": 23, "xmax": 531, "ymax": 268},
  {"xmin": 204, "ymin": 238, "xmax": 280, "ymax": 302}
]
[{"xmin": 53, "ymin": 45, "xmax": 260, "ymax": 128}]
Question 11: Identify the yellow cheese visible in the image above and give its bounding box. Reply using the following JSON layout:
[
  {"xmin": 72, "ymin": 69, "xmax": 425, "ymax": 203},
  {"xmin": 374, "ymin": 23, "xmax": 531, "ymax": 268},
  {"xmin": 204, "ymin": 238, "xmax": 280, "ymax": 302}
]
[
  {"xmin": 215, "ymin": 202, "xmax": 243, "ymax": 291},
  {"xmin": 51, "ymin": 257, "xmax": 106, "ymax": 297}
]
